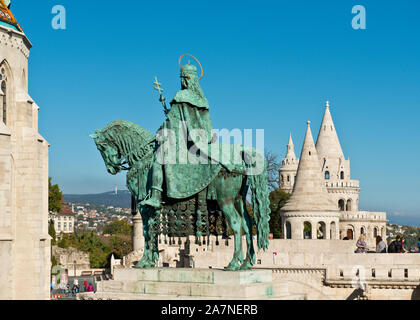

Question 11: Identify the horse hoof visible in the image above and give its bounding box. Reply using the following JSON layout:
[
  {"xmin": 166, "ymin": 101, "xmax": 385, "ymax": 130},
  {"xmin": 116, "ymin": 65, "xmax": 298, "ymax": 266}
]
[
  {"xmin": 225, "ymin": 263, "xmax": 240, "ymax": 271},
  {"xmin": 240, "ymin": 262, "xmax": 253, "ymax": 271}
]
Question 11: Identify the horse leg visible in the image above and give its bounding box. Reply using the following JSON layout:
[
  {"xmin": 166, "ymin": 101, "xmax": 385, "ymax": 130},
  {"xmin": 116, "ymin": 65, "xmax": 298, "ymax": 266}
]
[
  {"xmin": 216, "ymin": 200, "xmax": 242, "ymax": 271},
  {"xmin": 135, "ymin": 208, "xmax": 159, "ymax": 268},
  {"xmin": 235, "ymin": 197, "xmax": 256, "ymax": 270}
]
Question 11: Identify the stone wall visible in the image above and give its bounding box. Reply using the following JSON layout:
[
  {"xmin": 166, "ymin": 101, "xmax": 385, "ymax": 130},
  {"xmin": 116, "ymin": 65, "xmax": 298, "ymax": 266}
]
[
  {"xmin": 147, "ymin": 237, "xmax": 420, "ymax": 299},
  {"xmin": 0, "ymin": 24, "xmax": 50, "ymax": 300},
  {"xmin": 52, "ymin": 246, "xmax": 90, "ymax": 273}
]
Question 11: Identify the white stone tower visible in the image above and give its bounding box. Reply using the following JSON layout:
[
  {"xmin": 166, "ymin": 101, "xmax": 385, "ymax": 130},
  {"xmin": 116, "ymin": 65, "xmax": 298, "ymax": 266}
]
[
  {"xmin": 0, "ymin": 1, "xmax": 50, "ymax": 299},
  {"xmin": 315, "ymin": 101, "xmax": 360, "ymax": 214},
  {"xmin": 280, "ymin": 121, "xmax": 339, "ymax": 240},
  {"xmin": 279, "ymin": 133, "xmax": 298, "ymax": 193}
]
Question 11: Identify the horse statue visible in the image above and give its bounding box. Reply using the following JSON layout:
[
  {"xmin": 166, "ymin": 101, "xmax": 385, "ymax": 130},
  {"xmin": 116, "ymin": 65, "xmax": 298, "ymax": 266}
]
[
  {"xmin": 90, "ymin": 57, "xmax": 270, "ymax": 271},
  {"xmin": 90, "ymin": 120, "xmax": 271, "ymax": 271}
]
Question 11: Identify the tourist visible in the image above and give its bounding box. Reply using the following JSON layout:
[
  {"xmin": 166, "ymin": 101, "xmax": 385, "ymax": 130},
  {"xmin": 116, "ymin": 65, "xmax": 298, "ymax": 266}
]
[
  {"xmin": 418, "ymin": 238, "xmax": 420, "ymax": 253},
  {"xmin": 87, "ymin": 282, "xmax": 95, "ymax": 292},
  {"xmin": 355, "ymin": 234, "xmax": 368, "ymax": 253},
  {"xmin": 388, "ymin": 235, "xmax": 403, "ymax": 253},
  {"xmin": 84, "ymin": 280, "xmax": 87, "ymax": 291},
  {"xmin": 375, "ymin": 236, "xmax": 387, "ymax": 253},
  {"xmin": 401, "ymin": 237, "xmax": 409, "ymax": 253}
]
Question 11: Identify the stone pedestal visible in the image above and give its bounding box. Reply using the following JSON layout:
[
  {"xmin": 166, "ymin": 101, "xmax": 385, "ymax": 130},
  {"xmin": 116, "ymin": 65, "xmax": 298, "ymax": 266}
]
[
  {"xmin": 132, "ymin": 214, "xmax": 144, "ymax": 252},
  {"xmin": 77, "ymin": 268, "xmax": 304, "ymax": 300}
]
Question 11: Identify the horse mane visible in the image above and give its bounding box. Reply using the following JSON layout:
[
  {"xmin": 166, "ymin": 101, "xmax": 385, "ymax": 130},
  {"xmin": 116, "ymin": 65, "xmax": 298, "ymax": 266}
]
[{"xmin": 100, "ymin": 120, "xmax": 155, "ymax": 164}]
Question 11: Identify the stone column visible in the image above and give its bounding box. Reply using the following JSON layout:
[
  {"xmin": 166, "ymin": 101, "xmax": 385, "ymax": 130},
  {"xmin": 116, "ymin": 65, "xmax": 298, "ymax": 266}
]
[
  {"xmin": 132, "ymin": 213, "xmax": 144, "ymax": 252},
  {"xmin": 311, "ymin": 221, "xmax": 317, "ymax": 239},
  {"xmin": 325, "ymin": 222, "xmax": 331, "ymax": 240},
  {"xmin": 131, "ymin": 195, "xmax": 144, "ymax": 251}
]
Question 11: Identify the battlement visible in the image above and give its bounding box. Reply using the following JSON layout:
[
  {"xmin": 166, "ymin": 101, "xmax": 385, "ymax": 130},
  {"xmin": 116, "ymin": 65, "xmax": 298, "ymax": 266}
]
[
  {"xmin": 340, "ymin": 211, "xmax": 387, "ymax": 221},
  {"xmin": 325, "ymin": 179, "xmax": 360, "ymax": 189}
]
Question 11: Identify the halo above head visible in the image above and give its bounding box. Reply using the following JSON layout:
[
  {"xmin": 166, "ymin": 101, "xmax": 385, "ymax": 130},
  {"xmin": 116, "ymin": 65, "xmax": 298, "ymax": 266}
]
[{"xmin": 179, "ymin": 54, "xmax": 204, "ymax": 80}]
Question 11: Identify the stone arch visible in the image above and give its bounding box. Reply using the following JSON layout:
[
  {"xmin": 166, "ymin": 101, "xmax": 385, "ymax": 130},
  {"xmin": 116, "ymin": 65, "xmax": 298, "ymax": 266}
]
[
  {"xmin": 338, "ymin": 199, "xmax": 345, "ymax": 211},
  {"xmin": 373, "ymin": 227, "xmax": 378, "ymax": 238},
  {"xmin": 0, "ymin": 60, "xmax": 13, "ymax": 126},
  {"xmin": 346, "ymin": 199, "xmax": 352, "ymax": 211},
  {"xmin": 381, "ymin": 227, "xmax": 385, "ymax": 239},
  {"xmin": 330, "ymin": 221, "xmax": 337, "ymax": 239},
  {"xmin": 303, "ymin": 221, "xmax": 312, "ymax": 239},
  {"xmin": 285, "ymin": 221, "xmax": 292, "ymax": 239},
  {"xmin": 360, "ymin": 226, "xmax": 366, "ymax": 235},
  {"xmin": 345, "ymin": 225, "xmax": 355, "ymax": 240},
  {"xmin": 317, "ymin": 221, "xmax": 326, "ymax": 239}
]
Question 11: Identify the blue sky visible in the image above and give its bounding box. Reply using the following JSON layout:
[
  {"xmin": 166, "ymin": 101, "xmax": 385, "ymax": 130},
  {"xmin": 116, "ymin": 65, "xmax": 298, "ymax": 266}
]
[{"xmin": 10, "ymin": 0, "xmax": 420, "ymax": 225}]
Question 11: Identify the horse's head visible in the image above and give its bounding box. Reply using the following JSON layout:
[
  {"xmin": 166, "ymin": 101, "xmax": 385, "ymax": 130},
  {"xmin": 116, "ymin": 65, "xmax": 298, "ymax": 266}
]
[{"xmin": 90, "ymin": 129, "xmax": 124, "ymax": 175}]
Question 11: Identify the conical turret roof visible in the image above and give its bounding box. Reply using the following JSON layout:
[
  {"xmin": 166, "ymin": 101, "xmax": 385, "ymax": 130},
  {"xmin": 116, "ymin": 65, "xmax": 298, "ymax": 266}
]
[
  {"xmin": 0, "ymin": 1, "xmax": 22, "ymax": 32},
  {"xmin": 282, "ymin": 121, "xmax": 337, "ymax": 212},
  {"xmin": 315, "ymin": 101, "xmax": 344, "ymax": 160},
  {"xmin": 285, "ymin": 133, "xmax": 296, "ymax": 159}
]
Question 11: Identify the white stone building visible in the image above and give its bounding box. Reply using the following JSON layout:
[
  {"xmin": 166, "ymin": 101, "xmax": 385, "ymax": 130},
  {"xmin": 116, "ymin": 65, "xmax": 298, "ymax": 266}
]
[
  {"xmin": 50, "ymin": 199, "xmax": 76, "ymax": 234},
  {"xmin": 0, "ymin": 1, "xmax": 50, "ymax": 300},
  {"xmin": 279, "ymin": 102, "xmax": 387, "ymax": 243},
  {"xmin": 51, "ymin": 213, "xmax": 75, "ymax": 235}
]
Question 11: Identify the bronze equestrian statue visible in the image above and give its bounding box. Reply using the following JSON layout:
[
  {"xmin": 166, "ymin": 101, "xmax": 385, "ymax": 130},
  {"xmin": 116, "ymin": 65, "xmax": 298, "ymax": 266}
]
[{"xmin": 90, "ymin": 56, "xmax": 270, "ymax": 271}]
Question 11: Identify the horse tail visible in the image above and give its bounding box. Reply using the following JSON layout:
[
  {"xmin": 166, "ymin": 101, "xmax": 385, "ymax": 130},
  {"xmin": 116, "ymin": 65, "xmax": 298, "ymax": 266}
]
[{"xmin": 245, "ymin": 153, "xmax": 271, "ymax": 251}]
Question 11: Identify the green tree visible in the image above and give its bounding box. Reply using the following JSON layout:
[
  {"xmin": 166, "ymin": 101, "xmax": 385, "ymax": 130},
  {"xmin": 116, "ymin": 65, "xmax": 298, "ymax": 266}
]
[
  {"xmin": 49, "ymin": 177, "xmax": 63, "ymax": 213},
  {"xmin": 268, "ymin": 189, "xmax": 290, "ymax": 238},
  {"xmin": 57, "ymin": 232, "xmax": 70, "ymax": 248},
  {"xmin": 109, "ymin": 235, "xmax": 132, "ymax": 259},
  {"xmin": 48, "ymin": 219, "xmax": 57, "ymax": 245},
  {"xmin": 103, "ymin": 220, "xmax": 132, "ymax": 236}
]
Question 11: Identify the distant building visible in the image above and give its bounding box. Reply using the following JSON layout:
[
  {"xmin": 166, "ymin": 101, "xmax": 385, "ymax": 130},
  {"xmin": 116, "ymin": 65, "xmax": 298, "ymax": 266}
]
[{"xmin": 50, "ymin": 199, "xmax": 75, "ymax": 234}]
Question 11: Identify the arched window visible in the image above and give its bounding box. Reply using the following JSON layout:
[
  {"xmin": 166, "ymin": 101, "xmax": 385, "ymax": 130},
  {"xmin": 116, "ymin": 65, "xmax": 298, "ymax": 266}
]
[
  {"xmin": 287, "ymin": 175, "xmax": 290, "ymax": 182},
  {"xmin": 1, "ymin": 66, "xmax": 7, "ymax": 124},
  {"xmin": 373, "ymin": 227, "xmax": 378, "ymax": 238},
  {"xmin": 340, "ymin": 171, "xmax": 344, "ymax": 179},
  {"xmin": 325, "ymin": 171, "xmax": 330, "ymax": 180},
  {"xmin": 338, "ymin": 199, "xmax": 345, "ymax": 211},
  {"xmin": 285, "ymin": 221, "xmax": 292, "ymax": 239},
  {"xmin": 280, "ymin": 175, "xmax": 284, "ymax": 182},
  {"xmin": 346, "ymin": 199, "xmax": 352, "ymax": 211},
  {"xmin": 317, "ymin": 222, "xmax": 326, "ymax": 239},
  {"xmin": 303, "ymin": 222, "xmax": 312, "ymax": 239},
  {"xmin": 360, "ymin": 227, "xmax": 365, "ymax": 235}
]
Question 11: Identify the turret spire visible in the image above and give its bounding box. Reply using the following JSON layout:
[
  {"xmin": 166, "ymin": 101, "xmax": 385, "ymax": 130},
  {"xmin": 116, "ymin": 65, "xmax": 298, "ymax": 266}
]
[
  {"xmin": 282, "ymin": 121, "xmax": 336, "ymax": 212},
  {"xmin": 285, "ymin": 132, "xmax": 296, "ymax": 159},
  {"xmin": 315, "ymin": 101, "xmax": 344, "ymax": 160}
]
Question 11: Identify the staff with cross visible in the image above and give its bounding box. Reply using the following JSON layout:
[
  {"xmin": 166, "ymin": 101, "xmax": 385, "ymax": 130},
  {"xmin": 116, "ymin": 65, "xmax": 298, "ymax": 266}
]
[{"xmin": 153, "ymin": 76, "xmax": 170, "ymax": 115}]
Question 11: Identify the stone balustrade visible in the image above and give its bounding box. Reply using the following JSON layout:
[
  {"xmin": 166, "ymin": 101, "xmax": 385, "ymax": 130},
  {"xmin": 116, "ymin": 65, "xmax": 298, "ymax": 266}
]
[
  {"xmin": 340, "ymin": 211, "xmax": 387, "ymax": 221},
  {"xmin": 325, "ymin": 179, "xmax": 360, "ymax": 189}
]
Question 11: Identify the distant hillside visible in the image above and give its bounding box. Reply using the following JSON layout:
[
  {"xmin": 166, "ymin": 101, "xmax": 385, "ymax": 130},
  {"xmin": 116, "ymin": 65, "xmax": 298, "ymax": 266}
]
[{"xmin": 64, "ymin": 190, "xmax": 131, "ymax": 208}]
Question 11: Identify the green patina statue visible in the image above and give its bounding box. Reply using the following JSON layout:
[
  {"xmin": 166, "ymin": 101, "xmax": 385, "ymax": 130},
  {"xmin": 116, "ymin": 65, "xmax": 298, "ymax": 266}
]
[{"xmin": 90, "ymin": 57, "xmax": 270, "ymax": 271}]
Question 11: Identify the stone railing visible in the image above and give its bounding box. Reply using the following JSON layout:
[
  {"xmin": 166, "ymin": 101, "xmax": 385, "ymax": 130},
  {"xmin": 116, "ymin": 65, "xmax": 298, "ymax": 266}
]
[
  {"xmin": 325, "ymin": 180, "xmax": 360, "ymax": 189},
  {"xmin": 325, "ymin": 264, "xmax": 420, "ymax": 289},
  {"xmin": 340, "ymin": 211, "xmax": 387, "ymax": 221}
]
